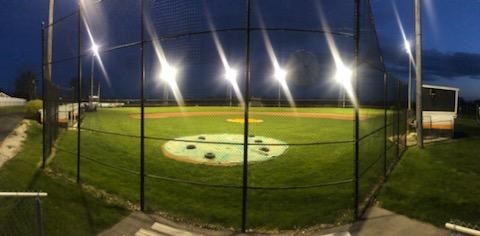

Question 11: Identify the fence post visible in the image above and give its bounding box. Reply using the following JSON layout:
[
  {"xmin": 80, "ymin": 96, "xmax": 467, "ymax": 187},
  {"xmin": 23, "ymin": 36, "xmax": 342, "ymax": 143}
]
[
  {"xmin": 76, "ymin": 4, "xmax": 82, "ymax": 184},
  {"xmin": 139, "ymin": 0, "xmax": 145, "ymax": 211},
  {"xmin": 383, "ymin": 72, "xmax": 388, "ymax": 177},
  {"xmin": 396, "ymin": 80, "xmax": 401, "ymax": 159},
  {"xmin": 35, "ymin": 197, "xmax": 44, "ymax": 236},
  {"xmin": 41, "ymin": 22, "xmax": 46, "ymax": 169},
  {"xmin": 241, "ymin": 0, "xmax": 252, "ymax": 232},
  {"xmin": 353, "ymin": 0, "xmax": 361, "ymax": 220}
]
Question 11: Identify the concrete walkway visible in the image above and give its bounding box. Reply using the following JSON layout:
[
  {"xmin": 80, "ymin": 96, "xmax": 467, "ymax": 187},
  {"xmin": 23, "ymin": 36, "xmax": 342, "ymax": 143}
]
[
  {"xmin": 0, "ymin": 113, "xmax": 24, "ymax": 141},
  {"xmin": 320, "ymin": 207, "xmax": 449, "ymax": 236},
  {"xmin": 99, "ymin": 207, "xmax": 448, "ymax": 236}
]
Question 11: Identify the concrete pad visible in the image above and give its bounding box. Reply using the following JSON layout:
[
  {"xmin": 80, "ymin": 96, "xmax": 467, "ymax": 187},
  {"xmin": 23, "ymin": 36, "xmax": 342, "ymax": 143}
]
[
  {"xmin": 100, "ymin": 207, "xmax": 448, "ymax": 236},
  {"xmin": 348, "ymin": 207, "xmax": 448, "ymax": 236},
  {"xmin": 99, "ymin": 212, "xmax": 156, "ymax": 236}
]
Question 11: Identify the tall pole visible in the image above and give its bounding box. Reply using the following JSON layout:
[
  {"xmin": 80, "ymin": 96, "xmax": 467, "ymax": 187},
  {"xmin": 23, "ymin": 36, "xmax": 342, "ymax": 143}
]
[
  {"xmin": 353, "ymin": 0, "xmax": 360, "ymax": 220},
  {"xmin": 408, "ymin": 55, "xmax": 412, "ymax": 111},
  {"xmin": 241, "ymin": 0, "xmax": 251, "ymax": 232},
  {"xmin": 76, "ymin": 4, "xmax": 82, "ymax": 184},
  {"xmin": 46, "ymin": 0, "xmax": 54, "ymax": 82},
  {"xmin": 140, "ymin": 0, "xmax": 145, "ymax": 211},
  {"xmin": 163, "ymin": 86, "xmax": 168, "ymax": 106},
  {"xmin": 229, "ymin": 86, "xmax": 233, "ymax": 107},
  {"xmin": 41, "ymin": 22, "xmax": 46, "ymax": 169},
  {"xmin": 415, "ymin": 0, "xmax": 423, "ymax": 148},
  {"xmin": 90, "ymin": 54, "xmax": 94, "ymax": 98},
  {"xmin": 277, "ymin": 83, "xmax": 281, "ymax": 107}
]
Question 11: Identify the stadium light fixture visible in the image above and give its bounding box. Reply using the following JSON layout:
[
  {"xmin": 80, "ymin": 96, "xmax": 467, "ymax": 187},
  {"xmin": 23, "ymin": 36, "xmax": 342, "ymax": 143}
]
[
  {"xmin": 334, "ymin": 64, "xmax": 356, "ymax": 107},
  {"xmin": 335, "ymin": 64, "xmax": 352, "ymax": 87},
  {"xmin": 91, "ymin": 43, "xmax": 100, "ymax": 57},
  {"xmin": 404, "ymin": 40, "xmax": 411, "ymax": 54},
  {"xmin": 223, "ymin": 67, "xmax": 238, "ymax": 107},
  {"xmin": 273, "ymin": 67, "xmax": 288, "ymax": 107},
  {"xmin": 405, "ymin": 40, "xmax": 413, "ymax": 111},
  {"xmin": 274, "ymin": 67, "xmax": 287, "ymax": 83},
  {"xmin": 160, "ymin": 64, "xmax": 177, "ymax": 84},
  {"xmin": 224, "ymin": 67, "xmax": 238, "ymax": 82}
]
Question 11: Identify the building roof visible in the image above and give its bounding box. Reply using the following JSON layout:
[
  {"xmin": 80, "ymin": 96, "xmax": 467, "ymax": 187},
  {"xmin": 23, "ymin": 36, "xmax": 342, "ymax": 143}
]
[
  {"xmin": 0, "ymin": 92, "xmax": 11, "ymax": 98},
  {"xmin": 423, "ymin": 84, "xmax": 460, "ymax": 91}
]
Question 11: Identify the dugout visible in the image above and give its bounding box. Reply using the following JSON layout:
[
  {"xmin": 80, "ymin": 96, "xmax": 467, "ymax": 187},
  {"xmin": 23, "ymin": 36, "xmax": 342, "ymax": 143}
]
[{"xmin": 422, "ymin": 84, "xmax": 459, "ymax": 138}]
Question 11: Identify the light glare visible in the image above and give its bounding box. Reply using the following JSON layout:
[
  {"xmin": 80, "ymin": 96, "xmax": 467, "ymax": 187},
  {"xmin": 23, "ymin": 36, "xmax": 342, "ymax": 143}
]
[
  {"xmin": 404, "ymin": 40, "xmax": 411, "ymax": 54},
  {"xmin": 91, "ymin": 43, "xmax": 100, "ymax": 56},
  {"xmin": 224, "ymin": 68, "xmax": 238, "ymax": 82},
  {"xmin": 274, "ymin": 68, "xmax": 287, "ymax": 82},
  {"xmin": 335, "ymin": 65, "xmax": 352, "ymax": 86},
  {"xmin": 160, "ymin": 64, "xmax": 177, "ymax": 84}
]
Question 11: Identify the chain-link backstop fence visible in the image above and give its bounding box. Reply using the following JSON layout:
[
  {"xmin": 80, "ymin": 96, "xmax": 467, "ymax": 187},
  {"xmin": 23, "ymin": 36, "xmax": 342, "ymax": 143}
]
[{"xmin": 43, "ymin": 0, "xmax": 407, "ymax": 232}]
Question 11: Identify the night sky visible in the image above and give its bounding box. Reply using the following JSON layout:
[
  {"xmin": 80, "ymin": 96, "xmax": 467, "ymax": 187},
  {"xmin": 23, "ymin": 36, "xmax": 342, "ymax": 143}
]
[{"xmin": 0, "ymin": 0, "xmax": 479, "ymax": 100}]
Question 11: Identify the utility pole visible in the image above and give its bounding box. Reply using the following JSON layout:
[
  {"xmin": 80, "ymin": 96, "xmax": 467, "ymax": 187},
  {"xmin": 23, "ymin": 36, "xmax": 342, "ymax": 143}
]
[
  {"xmin": 46, "ymin": 0, "xmax": 55, "ymax": 82},
  {"xmin": 415, "ymin": 0, "xmax": 423, "ymax": 148}
]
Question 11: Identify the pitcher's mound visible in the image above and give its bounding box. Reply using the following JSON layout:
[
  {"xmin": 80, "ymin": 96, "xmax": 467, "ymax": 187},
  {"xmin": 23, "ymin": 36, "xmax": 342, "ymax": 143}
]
[{"xmin": 162, "ymin": 134, "xmax": 287, "ymax": 166}]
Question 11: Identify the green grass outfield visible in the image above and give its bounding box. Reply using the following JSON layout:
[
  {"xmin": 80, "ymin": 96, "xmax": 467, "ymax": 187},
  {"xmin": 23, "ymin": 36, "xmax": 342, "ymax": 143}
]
[
  {"xmin": 51, "ymin": 106, "xmax": 397, "ymax": 230},
  {"xmin": 378, "ymin": 117, "xmax": 480, "ymax": 227},
  {"xmin": 0, "ymin": 122, "xmax": 128, "ymax": 235}
]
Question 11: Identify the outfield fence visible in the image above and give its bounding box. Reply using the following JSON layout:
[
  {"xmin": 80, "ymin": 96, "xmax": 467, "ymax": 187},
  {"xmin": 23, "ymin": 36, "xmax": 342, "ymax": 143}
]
[{"xmin": 42, "ymin": 0, "xmax": 407, "ymax": 232}]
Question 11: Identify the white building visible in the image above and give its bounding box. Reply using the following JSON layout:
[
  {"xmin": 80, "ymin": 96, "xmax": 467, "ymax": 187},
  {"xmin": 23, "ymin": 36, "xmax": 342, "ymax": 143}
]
[
  {"xmin": 422, "ymin": 84, "xmax": 459, "ymax": 137},
  {"xmin": 0, "ymin": 92, "xmax": 26, "ymax": 107}
]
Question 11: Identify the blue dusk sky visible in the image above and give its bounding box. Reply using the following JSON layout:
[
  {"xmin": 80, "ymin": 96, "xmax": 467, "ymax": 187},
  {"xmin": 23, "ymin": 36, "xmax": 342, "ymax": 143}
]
[{"xmin": 0, "ymin": 0, "xmax": 479, "ymax": 101}]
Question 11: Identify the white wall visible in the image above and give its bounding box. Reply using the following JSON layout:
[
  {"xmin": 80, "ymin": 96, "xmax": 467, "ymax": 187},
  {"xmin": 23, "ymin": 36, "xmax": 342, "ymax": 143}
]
[{"xmin": 0, "ymin": 96, "xmax": 26, "ymax": 107}]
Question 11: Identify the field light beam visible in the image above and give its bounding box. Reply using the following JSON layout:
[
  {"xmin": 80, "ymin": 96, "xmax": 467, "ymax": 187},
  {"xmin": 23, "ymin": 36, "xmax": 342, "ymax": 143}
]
[
  {"xmin": 144, "ymin": 16, "xmax": 184, "ymax": 107},
  {"xmin": 256, "ymin": 11, "xmax": 296, "ymax": 109},
  {"xmin": 317, "ymin": 4, "xmax": 357, "ymax": 107},
  {"xmin": 79, "ymin": 0, "xmax": 111, "ymax": 87},
  {"xmin": 392, "ymin": 2, "xmax": 416, "ymax": 68},
  {"xmin": 206, "ymin": 10, "xmax": 244, "ymax": 106},
  {"xmin": 223, "ymin": 67, "xmax": 244, "ymax": 107}
]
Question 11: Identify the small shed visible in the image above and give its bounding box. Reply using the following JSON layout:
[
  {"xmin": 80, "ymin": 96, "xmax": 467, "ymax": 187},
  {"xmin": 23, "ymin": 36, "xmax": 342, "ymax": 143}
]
[{"xmin": 422, "ymin": 84, "xmax": 459, "ymax": 137}]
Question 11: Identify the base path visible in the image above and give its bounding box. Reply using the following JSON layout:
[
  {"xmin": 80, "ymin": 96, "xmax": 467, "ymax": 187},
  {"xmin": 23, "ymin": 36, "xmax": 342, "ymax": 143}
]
[{"xmin": 131, "ymin": 111, "xmax": 366, "ymax": 121}]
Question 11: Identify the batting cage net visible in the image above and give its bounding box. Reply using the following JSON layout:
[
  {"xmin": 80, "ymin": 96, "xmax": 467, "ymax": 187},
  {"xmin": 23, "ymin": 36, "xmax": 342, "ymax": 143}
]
[{"xmin": 42, "ymin": 0, "xmax": 407, "ymax": 232}]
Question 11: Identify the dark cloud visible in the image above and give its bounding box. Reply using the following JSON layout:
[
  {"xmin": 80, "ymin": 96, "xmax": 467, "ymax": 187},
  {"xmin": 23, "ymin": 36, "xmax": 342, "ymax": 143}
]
[
  {"xmin": 383, "ymin": 46, "xmax": 480, "ymax": 81},
  {"xmin": 423, "ymin": 50, "xmax": 480, "ymax": 79}
]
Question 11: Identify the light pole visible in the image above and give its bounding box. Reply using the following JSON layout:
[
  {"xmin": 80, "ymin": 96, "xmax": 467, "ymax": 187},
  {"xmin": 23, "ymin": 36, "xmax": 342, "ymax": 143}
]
[
  {"xmin": 228, "ymin": 86, "xmax": 233, "ymax": 106},
  {"xmin": 277, "ymin": 83, "xmax": 281, "ymax": 107},
  {"xmin": 405, "ymin": 40, "xmax": 412, "ymax": 111},
  {"xmin": 274, "ymin": 67, "xmax": 287, "ymax": 107},
  {"xmin": 160, "ymin": 64, "xmax": 177, "ymax": 106},
  {"xmin": 224, "ymin": 67, "xmax": 237, "ymax": 107},
  {"xmin": 90, "ymin": 53, "xmax": 95, "ymax": 98},
  {"xmin": 163, "ymin": 85, "xmax": 169, "ymax": 106},
  {"xmin": 415, "ymin": 0, "xmax": 423, "ymax": 148},
  {"xmin": 90, "ymin": 43, "xmax": 100, "ymax": 100}
]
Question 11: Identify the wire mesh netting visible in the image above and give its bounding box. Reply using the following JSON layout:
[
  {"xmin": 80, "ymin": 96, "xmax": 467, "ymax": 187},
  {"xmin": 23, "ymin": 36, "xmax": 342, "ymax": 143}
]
[
  {"xmin": 42, "ymin": 0, "xmax": 408, "ymax": 231},
  {"xmin": 0, "ymin": 197, "xmax": 45, "ymax": 236}
]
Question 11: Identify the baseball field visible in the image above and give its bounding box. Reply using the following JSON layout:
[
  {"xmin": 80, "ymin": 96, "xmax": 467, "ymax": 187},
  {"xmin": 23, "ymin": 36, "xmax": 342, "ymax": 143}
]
[{"xmin": 50, "ymin": 106, "xmax": 397, "ymax": 229}]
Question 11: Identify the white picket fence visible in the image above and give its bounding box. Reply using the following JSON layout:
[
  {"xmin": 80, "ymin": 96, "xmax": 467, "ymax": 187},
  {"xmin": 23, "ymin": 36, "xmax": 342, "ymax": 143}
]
[{"xmin": 0, "ymin": 93, "xmax": 26, "ymax": 107}]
